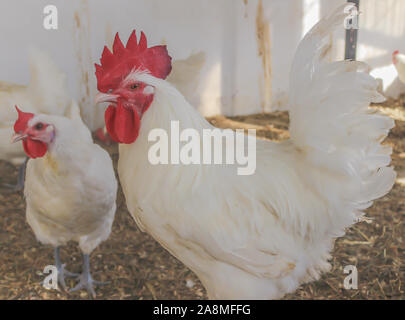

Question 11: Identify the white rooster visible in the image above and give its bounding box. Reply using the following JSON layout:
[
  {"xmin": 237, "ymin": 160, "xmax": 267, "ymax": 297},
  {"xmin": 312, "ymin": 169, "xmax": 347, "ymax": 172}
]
[
  {"xmin": 0, "ymin": 48, "xmax": 72, "ymax": 190},
  {"xmin": 12, "ymin": 102, "xmax": 117, "ymax": 298},
  {"xmin": 95, "ymin": 6, "xmax": 396, "ymax": 299}
]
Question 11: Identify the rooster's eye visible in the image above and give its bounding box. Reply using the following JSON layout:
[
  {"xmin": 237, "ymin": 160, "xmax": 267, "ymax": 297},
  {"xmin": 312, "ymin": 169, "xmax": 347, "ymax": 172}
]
[
  {"xmin": 130, "ymin": 84, "xmax": 139, "ymax": 90},
  {"xmin": 35, "ymin": 123, "xmax": 44, "ymax": 130}
]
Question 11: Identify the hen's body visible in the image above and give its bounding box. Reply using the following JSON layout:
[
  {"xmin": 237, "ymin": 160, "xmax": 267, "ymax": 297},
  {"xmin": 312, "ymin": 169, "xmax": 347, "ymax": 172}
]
[
  {"xmin": 24, "ymin": 107, "xmax": 117, "ymax": 255},
  {"xmin": 167, "ymin": 51, "xmax": 205, "ymax": 104},
  {"xmin": 0, "ymin": 49, "xmax": 71, "ymax": 166}
]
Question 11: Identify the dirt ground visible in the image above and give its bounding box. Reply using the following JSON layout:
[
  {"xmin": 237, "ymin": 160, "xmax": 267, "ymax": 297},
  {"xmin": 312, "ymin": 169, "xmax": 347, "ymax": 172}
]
[{"xmin": 0, "ymin": 100, "xmax": 403, "ymax": 300}]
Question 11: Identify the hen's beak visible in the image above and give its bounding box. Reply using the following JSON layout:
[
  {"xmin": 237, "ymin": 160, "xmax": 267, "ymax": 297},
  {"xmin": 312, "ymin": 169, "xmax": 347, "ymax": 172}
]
[
  {"xmin": 12, "ymin": 133, "xmax": 28, "ymax": 143},
  {"xmin": 95, "ymin": 93, "xmax": 118, "ymax": 104}
]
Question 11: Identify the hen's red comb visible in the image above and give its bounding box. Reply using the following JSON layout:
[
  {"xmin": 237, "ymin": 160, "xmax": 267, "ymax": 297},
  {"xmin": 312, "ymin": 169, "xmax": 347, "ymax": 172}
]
[
  {"xmin": 14, "ymin": 106, "xmax": 34, "ymax": 133},
  {"xmin": 95, "ymin": 30, "xmax": 172, "ymax": 93}
]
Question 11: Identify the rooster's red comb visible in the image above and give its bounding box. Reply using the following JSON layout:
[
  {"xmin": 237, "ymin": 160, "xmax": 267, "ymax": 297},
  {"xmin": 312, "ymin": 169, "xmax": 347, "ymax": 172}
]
[
  {"xmin": 14, "ymin": 106, "xmax": 34, "ymax": 133},
  {"xmin": 95, "ymin": 30, "xmax": 172, "ymax": 93}
]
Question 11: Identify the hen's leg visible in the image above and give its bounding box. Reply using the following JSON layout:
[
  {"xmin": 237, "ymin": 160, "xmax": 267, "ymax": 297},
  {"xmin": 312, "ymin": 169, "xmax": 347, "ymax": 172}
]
[
  {"xmin": 54, "ymin": 246, "xmax": 79, "ymax": 291},
  {"xmin": 69, "ymin": 254, "xmax": 108, "ymax": 299},
  {"xmin": 2, "ymin": 157, "xmax": 28, "ymax": 191}
]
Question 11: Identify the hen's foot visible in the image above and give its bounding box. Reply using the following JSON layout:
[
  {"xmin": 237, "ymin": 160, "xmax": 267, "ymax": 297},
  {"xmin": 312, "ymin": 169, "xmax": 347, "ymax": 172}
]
[
  {"xmin": 69, "ymin": 271, "xmax": 108, "ymax": 298},
  {"xmin": 57, "ymin": 264, "xmax": 79, "ymax": 291},
  {"xmin": 53, "ymin": 246, "xmax": 79, "ymax": 291},
  {"xmin": 69, "ymin": 254, "xmax": 108, "ymax": 299}
]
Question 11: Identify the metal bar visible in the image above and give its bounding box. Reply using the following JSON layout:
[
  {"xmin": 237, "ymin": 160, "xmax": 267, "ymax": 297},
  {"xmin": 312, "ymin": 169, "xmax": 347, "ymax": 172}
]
[{"xmin": 344, "ymin": 0, "xmax": 360, "ymax": 60}]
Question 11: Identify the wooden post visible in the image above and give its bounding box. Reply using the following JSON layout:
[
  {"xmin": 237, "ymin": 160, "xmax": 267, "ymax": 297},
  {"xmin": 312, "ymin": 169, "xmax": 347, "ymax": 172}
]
[{"xmin": 344, "ymin": 0, "xmax": 359, "ymax": 60}]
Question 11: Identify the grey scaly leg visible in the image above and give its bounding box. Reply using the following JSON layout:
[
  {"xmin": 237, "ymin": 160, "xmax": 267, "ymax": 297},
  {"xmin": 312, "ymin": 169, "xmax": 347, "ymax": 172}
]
[
  {"xmin": 54, "ymin": 246, "xmax": 79, "ymax": 291},
  {"xmin": 69, "ymin": 253, "xmax": 108, "ymax": 298},
  {"xmin": 2, "ymin": 157, "xmax": 28, "ymax": 191}
]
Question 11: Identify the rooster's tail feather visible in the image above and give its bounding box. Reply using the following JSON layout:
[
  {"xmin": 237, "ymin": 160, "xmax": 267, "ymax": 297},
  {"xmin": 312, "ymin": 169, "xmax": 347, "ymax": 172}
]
[{"xmin": 287, "ymin": 4, "xmax": 396, "ymax": 228}]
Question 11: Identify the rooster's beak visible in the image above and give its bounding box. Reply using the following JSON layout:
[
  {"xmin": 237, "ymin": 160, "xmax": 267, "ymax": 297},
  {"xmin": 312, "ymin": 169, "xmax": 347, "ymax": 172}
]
[
  {"xmin": 95, "ymin": 93, "xmax": 118, "ymax": 104},
  {"xmin": 12, "ymin": 133, "xmax": 28, "ymax": 143}
]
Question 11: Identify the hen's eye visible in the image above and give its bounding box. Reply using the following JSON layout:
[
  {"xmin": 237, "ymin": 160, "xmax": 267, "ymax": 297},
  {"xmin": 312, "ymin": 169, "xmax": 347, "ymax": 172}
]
[
  {"xmin": 130, "ymin": 84, "xmax": 139, "ymax": 90},
  {"xmin": 35, "ymin": 123, "xmax": 44, "ymax": 130}
]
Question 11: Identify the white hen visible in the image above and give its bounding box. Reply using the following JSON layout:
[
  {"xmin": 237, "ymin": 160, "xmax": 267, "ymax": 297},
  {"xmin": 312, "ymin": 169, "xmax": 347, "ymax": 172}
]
[
  {"xmin": 0, "ymin": 48, "xmax": 71, "ymax": 166},
  {"xmin": 392, "ymin": 50, "xmax": 405, "ymax": 84},
  {"xmin": 167, "ymin": 51, "xmax": 206, "ymax": 104},
  {"xmin": 14, "ymin": 102, "xmax": 117, "ymax": 298},
  {"xmin": 95, "ymin": 5, "xmax": 396, "ymax": 299}
]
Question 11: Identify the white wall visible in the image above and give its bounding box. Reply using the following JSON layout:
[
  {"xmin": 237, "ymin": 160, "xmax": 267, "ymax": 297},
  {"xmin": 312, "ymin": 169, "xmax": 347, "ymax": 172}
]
[{"xmin": 0, "ymin": 0, "xmax": 404, "ymax": 124}]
